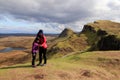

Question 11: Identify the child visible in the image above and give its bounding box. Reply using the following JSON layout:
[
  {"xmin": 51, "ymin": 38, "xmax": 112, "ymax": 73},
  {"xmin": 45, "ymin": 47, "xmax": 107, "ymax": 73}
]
[{"xmin": 31, "ymin": 38, "xmax": 39, "ymax": 67}]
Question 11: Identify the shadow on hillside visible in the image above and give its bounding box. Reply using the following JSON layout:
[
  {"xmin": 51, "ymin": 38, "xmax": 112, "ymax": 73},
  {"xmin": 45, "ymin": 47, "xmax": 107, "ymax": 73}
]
[{"xmin": 0, "ymin": 65, "xmax": 32, "ymax": 69}]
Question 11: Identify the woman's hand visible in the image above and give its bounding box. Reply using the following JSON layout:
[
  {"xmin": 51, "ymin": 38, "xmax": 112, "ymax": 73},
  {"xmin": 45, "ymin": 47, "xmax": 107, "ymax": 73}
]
[{"xmin": 39, "ymin": 45, "xmax": 42, "ymax": 47}]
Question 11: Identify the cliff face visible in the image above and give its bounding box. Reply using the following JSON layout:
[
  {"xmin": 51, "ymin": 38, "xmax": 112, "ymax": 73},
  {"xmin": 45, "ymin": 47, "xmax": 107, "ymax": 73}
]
[{"xmin": 82, "ymin": 20, "xmax": 120, "ymax": 50}]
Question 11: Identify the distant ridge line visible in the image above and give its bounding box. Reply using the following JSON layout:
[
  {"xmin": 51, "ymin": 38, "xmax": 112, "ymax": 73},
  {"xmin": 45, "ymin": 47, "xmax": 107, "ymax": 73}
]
[{"xmin": 0, "ymin": 33, "xmax": 59, "ymax": 37}]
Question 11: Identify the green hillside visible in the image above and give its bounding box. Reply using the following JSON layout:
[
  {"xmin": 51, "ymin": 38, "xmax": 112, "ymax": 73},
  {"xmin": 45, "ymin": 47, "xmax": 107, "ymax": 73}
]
[
  {"xmin": 48, "ymin": 28, "xmax": 88, "ymax": 57},
  {"xmin": 82, "ymin": 20, "xmax": 120, "ymax": 50},
  {"xmin": 48, "ymin": 20, "xmax": 120, "ymax": 57},
  {"xmin": 0, "ymin": 51, "xmax": 120, "ymax": 80}
]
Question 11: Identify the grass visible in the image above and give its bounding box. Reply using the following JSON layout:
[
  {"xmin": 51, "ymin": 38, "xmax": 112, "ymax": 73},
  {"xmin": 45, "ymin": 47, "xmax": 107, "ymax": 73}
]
[
  {"xmin": 0, "ymin": 64, "xmax": 31, "ymax": 69},
  {"xmin": 83, "ymin": 31, "xmax": 98, "ymax": 45},
  {"xmin": 49, "ymin": 33, "xmax": 88, "ymax": 57},
  {"xmin": 0, "ymin": 51, "xmax": 120, "ymax": 80},
  {"xmin": 87, "ymin": 20, "xmax": 120, "ymax": 35}
]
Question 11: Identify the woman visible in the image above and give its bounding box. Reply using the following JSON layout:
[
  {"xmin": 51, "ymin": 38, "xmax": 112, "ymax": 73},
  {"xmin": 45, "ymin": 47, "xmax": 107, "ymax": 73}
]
[{"xmin": 36, "ymin": 30, "xmax": 47, "ymax": 66}]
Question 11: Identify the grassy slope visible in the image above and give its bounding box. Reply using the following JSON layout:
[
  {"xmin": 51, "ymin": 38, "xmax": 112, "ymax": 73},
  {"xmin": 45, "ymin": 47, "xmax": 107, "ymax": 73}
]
[
  {"xmin": 48, "ymin": 33, "xmax": 88, "ymax": 57},
  {"xmin": 87, "ymin": 20, "xmax": 120, "ymax": 36},
  {"xmin": 0, "ymin": 36, "xmax": 55, "ymax": 66},
  {"xmin": 0, "ymin": 51, "xmax": 120, "ymax": 80},
  {"xmin": 49, "ymin": 20, "xmax": 120, "ymax": 55},
  {"xmin": 82, "ymin": 20, "xmax": 120, "ymax": 51}
]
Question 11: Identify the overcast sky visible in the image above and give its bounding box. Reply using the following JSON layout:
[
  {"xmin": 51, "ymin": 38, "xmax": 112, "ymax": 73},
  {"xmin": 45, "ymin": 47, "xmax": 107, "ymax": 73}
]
[{"xmin": 0, "ymin": 0, "xmax": 120, "ymax": 33}]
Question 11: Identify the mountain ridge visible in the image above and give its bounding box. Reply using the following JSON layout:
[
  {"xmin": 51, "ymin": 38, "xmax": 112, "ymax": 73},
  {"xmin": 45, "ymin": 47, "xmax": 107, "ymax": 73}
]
[{"xmin": 48, "ymin": 20, "xmax": 120, "ymax": 57}]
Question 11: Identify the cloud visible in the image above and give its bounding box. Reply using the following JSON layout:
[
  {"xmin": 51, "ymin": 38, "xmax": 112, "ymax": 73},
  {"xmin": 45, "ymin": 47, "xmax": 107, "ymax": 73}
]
[
  {"xmin": 0, "ymin": 0, "xmax": 120, "ymax": 33},
  {"xmin": 0, "ymin": 0, "xmax": 97, "ymax": 24},
  {"xmin": 108, "ymin": 0, "xmax": 120, "ymax": 10}
]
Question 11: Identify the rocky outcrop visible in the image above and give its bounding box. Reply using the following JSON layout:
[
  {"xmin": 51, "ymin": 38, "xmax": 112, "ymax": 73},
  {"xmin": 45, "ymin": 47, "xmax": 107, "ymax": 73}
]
[
  {"xmin": 82, "ymin": 20, "xmax": 120, "ymax": 50},
  {"xmin": 97, "ymin": 35, "xmax": 120, "ymax": 50}
]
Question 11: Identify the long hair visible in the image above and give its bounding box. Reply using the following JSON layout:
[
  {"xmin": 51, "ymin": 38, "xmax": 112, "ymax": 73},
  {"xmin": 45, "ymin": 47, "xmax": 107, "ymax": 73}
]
[
  {"xmin": 33, "ymin": 29, "xmax": 43, "ymax": 45},
  {"xmin": 36, "ymin": 29, "xmax": 43, "ymax": 37}
]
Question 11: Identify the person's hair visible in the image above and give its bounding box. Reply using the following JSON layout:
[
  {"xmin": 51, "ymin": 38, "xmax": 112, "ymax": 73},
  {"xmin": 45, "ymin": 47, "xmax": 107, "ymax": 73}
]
[
  {"xmin": 33, "ymin": 29, "xmax": 43, "ymax": 44},
  {"xmin": 34, "ymin": 37, "xmax": 39, "ymax": 43},
  {"xmin": 39, "ymin": 30, "xmax": 43, "ymax": 34},
  {"xmin": 36, "ymin": 29, "xmax": 43, "ymax": 37}
]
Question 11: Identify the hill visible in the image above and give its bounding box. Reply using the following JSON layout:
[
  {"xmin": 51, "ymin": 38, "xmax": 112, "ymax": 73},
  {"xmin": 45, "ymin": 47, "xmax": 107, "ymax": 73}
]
[
  {"xmin": 48, "ymin": 20, "xmax": 120, "ymax": 57},
  {"xmin": 0, "ymin": 51, "xmax": 120, "ymax": 80},
  {"xmin": 0, "ymin": 20, "xmax": 120, "ymax": 65},
  {"xmin": 59, "ymin": 28, "xmax": 75, "ymax": 37},
  {"xmin": 81, "ymin": 20, "xmax": 120, "ymax": 50},
  {"xmin": 48, "ymin": 28, "xmax": 88, "ymax": 57}
]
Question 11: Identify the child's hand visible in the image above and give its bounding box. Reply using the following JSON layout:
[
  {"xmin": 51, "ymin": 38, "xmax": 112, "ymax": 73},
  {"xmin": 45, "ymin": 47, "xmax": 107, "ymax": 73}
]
[{"xmin": 39, "ymin": 45, "xmax": 42, "ymax": 47}]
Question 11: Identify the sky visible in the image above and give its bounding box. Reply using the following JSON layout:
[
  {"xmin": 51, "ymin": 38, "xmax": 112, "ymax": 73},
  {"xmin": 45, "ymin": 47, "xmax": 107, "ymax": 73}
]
[{"xmin": 0, "ymin": 0, "xmax": 120, "ymax": 34}]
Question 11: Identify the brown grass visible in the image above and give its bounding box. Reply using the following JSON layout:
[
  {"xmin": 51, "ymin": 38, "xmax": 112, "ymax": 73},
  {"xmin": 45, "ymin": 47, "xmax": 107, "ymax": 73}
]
[
  {"xmin": 87, "ymin": 20, "xmax": 120, "ymax": 35},
  {"xmin": 0, "ymin": 60, "xmax": 119, "ymax": 80},
  {"xmin": 0, "ymin": 36, "xmax": 120, "ymax": 80},
  {"xmin": 0, "ymin": 36, "xmax": 55, "ymax": 67}
]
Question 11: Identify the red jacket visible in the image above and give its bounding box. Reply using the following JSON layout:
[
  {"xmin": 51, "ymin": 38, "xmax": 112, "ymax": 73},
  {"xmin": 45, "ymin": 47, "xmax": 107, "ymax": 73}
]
[{"xmin": 39, "ymin": 35, "xmax": 47, "ymax": 48}]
